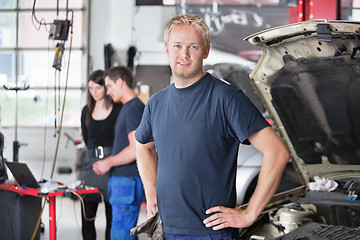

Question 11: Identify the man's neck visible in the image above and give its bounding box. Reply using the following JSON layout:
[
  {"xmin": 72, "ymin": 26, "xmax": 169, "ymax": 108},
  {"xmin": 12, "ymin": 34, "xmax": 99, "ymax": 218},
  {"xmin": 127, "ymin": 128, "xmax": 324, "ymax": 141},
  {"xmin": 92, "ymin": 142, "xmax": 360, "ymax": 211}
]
[
  {"xmin": 173, "ymin": 71, "xmax": 206, "ymax": 89},
  {"xmin": 120, "ymin": 90, "xmax": 136, "ymax": 104}
]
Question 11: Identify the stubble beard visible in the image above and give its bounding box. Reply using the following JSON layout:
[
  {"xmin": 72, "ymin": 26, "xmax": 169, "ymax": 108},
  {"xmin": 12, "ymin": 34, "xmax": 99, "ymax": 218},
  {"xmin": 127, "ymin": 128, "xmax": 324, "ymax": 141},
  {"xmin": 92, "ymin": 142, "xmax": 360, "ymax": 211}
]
[{"xmin": 172, "ymin": 64, "xmax": 203, "ymax": 83}]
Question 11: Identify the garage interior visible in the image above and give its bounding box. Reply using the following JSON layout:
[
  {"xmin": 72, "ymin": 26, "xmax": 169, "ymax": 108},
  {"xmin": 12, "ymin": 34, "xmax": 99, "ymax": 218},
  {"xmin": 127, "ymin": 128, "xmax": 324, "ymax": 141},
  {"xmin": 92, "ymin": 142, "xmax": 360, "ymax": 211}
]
[{"xmin": 0, "ymin": 0, "xmax": 359, "ymax": 240}]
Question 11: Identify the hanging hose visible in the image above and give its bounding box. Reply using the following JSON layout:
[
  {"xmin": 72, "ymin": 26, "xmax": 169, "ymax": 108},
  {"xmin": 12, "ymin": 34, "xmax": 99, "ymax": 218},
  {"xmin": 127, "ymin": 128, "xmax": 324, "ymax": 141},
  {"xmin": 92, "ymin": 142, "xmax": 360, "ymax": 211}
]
[
  {"xmin": 30, "ymin": 9, "xmax": 74, "ymax": 240},
  {"xmin": 50, "ymin": 9, "xmax": 73, "ymax": 179}
]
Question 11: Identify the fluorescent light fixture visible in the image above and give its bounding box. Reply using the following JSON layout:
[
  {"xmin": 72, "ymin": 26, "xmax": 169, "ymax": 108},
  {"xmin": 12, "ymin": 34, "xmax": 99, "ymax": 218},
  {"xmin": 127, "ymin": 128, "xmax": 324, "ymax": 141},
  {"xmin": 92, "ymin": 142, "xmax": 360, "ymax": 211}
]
[{"xmin": 163, "ymin": 0, "xmax": 175, "ymax": 5}]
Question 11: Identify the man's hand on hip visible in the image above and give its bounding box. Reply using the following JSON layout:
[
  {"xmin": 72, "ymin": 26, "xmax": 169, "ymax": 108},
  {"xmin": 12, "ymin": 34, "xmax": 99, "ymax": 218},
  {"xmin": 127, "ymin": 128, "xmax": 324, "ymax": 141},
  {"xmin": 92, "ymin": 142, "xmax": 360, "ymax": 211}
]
[{"xmin": 203, "ymin": 206, "xmax": 255, "ymax": 230}]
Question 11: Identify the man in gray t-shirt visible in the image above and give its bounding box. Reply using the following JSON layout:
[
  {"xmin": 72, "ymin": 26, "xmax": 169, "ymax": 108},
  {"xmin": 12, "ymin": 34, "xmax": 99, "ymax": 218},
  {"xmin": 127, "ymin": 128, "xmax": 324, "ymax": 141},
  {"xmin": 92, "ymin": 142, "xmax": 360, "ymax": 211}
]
[{"xmin": 135, "ymin": 14, "xmax": 290, "ymax": 239}]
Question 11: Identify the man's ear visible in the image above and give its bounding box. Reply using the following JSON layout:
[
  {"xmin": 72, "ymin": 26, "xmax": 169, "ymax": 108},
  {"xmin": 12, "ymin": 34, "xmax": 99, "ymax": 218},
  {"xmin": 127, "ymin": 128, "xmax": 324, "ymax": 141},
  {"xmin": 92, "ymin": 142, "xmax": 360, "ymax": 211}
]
[
  {"xmin": 165, "ymin": 43, "xmax": 169, "ymax": 56},
  {"xmin": 203, "ymin": 45, "xmax": 210, "ymax": 59},
  {"xmin": 116, "ymin": 78, "xmax": 124, "ymax": 87}
]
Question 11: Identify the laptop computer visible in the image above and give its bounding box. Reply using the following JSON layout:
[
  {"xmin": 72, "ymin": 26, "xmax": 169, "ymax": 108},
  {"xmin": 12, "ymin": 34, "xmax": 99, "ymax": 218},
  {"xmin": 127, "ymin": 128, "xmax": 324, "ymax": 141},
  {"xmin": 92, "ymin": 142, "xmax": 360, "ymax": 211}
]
[{"xmin": 5, "ymin": 161, "xmax": 41, "ymax": 189}]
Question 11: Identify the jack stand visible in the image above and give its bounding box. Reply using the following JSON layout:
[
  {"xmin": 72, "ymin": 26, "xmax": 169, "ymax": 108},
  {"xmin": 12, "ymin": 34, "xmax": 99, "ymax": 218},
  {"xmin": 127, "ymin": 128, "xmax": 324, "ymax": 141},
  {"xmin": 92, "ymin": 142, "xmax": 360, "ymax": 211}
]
[{"xmin": 3, "ymin": 84, "xmax": 29, "ymax": 162}]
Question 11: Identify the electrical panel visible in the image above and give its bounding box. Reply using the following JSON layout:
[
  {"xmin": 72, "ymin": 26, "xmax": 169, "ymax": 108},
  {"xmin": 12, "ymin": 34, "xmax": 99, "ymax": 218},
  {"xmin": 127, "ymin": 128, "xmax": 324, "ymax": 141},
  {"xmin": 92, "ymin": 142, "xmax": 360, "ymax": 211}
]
[{"xmin": 48, "ymin": 20, "xmax": 70, "ymax": 41}]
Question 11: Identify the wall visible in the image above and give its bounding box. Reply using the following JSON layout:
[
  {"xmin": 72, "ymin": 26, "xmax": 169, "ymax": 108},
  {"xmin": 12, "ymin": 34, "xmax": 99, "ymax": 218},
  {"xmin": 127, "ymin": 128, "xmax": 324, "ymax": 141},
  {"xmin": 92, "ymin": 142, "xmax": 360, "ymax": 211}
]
[
  {"xmin": 89, "ymin": 0, "xmax": 176, "ymax": 71},
  {"xmin": 88, "ymin": 0, "xmax": 253, "ymax": 70}
]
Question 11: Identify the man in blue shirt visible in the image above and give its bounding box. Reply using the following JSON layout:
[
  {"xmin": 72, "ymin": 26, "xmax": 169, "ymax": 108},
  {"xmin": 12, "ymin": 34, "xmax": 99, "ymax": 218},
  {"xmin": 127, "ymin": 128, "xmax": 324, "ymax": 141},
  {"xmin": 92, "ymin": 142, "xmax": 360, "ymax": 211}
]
[
  {"xmin": 93, "ymin": 66, "xmax": 144, "ymax": 240},
  {"xmin": 135, "ymin": 14, "xmax": 290, "ymax": 239}
]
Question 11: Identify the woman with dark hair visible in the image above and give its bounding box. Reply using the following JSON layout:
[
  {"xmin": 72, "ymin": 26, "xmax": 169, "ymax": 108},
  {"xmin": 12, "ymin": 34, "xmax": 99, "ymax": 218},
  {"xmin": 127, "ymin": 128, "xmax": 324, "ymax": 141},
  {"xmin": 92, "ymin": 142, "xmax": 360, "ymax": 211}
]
[{"xmin": 80, "ymin": 69, "xmax": 121, "ymax": 240}]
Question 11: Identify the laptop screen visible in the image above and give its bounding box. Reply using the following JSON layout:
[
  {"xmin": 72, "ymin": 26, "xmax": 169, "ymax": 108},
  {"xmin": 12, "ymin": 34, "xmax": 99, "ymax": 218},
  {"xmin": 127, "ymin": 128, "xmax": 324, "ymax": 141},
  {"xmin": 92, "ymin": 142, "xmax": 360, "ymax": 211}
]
[{"xmin": 5, "ymin": 162, "xmax": 40, "ymax": 189}]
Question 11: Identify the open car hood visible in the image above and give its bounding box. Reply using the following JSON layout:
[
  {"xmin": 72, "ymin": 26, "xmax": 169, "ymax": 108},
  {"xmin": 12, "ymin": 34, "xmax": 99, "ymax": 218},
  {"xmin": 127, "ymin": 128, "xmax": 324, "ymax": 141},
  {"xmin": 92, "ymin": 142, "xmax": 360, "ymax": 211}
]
[{"xmin": 245, "ymin": 20, "xmax": 360, "ymax": 186}]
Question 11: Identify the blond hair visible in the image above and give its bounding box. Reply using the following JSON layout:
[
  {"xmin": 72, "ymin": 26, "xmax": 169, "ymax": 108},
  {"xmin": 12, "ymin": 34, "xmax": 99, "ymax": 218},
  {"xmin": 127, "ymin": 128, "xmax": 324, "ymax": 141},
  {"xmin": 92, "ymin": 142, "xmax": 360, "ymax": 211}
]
[{"xmin": 164, "ymin": 14, "xmax": 211, "ymax": 49}]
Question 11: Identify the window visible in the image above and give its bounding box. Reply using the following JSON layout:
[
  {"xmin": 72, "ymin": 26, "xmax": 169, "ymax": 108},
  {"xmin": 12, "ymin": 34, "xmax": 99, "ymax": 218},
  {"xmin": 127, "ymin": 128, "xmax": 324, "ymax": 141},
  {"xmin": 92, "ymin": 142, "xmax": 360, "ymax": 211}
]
[{"xmin": 0, "ymin": 0, "xmax": 88, "ymax": 127}]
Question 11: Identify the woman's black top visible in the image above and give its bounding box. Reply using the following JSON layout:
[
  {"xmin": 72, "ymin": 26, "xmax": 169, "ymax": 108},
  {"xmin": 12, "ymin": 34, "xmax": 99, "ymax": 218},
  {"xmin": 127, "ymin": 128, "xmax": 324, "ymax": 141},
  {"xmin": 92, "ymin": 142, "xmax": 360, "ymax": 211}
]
[{"xmin": 80, "ymin": 105, "xmax": 121, "ymax": 148}]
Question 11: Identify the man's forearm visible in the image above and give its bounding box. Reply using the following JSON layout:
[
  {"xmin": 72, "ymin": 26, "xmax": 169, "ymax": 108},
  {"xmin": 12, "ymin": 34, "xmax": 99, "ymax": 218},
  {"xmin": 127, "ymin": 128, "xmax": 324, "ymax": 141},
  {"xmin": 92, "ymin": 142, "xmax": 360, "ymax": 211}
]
[
  {"xmin": 245, "ymin": 126, "xmax": 290, "ymax": 220},
  {"xmin": 108, "ymin": 146, "xmax": 137, "ymax": 168},
  {"xmin": 245, "ymin": 148, "xmax": 289, "ymax": 221},
  {"xmin": 203, "ymin": 140, "xmax": 290, "ymax": 230},
  {"xmin": 136, "ymin": 141, "xmax": 158, "ymax": 217}
]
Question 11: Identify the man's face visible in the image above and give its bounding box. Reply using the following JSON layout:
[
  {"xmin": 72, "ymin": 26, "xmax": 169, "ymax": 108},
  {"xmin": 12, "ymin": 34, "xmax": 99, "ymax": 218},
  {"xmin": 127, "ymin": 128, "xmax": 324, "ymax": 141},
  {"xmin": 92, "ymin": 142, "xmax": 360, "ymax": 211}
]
[
  {"xmin": 165, "ymin": 24, "xmax": 209, "ymax": 82},
  {"xmin": 105, "ymin": 76, "xmax": 122, "ymax": 103}
]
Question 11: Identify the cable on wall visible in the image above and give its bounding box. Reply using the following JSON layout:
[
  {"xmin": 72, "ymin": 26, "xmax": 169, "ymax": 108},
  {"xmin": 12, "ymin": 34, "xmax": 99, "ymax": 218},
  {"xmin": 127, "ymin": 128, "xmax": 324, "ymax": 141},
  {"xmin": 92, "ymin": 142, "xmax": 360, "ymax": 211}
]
[{"xmin": 31, "ymin": 0, "xmax": 52, "ymax": 31}]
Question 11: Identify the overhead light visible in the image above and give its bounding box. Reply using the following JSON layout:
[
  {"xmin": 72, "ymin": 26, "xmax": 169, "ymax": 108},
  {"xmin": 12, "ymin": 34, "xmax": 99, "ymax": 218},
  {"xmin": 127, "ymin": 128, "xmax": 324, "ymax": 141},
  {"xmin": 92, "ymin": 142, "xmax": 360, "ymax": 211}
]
[{"xmin": 163, "ymin": 0, "xmax": 175, "ymax": 5}]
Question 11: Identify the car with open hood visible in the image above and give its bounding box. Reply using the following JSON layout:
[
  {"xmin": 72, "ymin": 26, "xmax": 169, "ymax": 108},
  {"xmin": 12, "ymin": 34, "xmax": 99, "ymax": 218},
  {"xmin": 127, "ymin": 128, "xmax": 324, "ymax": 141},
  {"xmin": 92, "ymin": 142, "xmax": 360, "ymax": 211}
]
[{"xmin": 238, "ymin": 20, "xmax": 360, "ymax": 239}]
